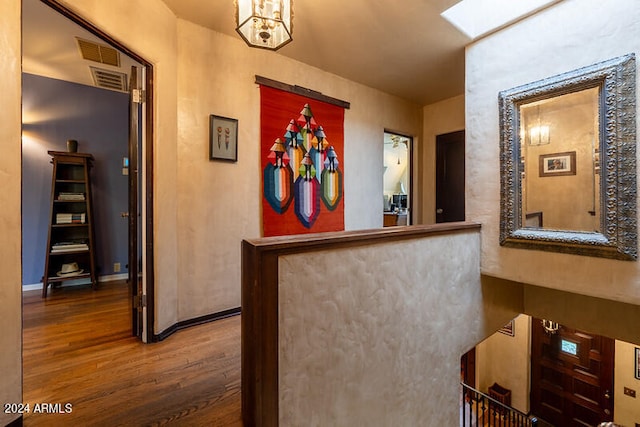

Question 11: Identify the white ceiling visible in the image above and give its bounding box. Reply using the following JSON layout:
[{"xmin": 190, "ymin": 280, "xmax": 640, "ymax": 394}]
[
  {"xmin": 22, "ymin": 0, "xmax": 141, "ymax": 92},
  {"xmin": 162, "ymin": 0, "xmax": 470, "ymax": 105},
  {"xmin": 22, "ymin": 0, "xmax": 471, "ymax": 106}
]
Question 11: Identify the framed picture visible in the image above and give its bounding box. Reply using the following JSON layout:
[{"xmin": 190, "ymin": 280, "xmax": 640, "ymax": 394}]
[
  {"xmin": 635, "ymin": 347, "xmax": 640, "ymax": 380},
  {"xmin": 539, "ymin": 151, "xmax": 576, "ymax": 177},
  {"xmin": 499, "ymin": 320, "xmax": 515, "ymax": 337},
  {"xmin": 209, "ymin": 115, "xmax": 238, "ymax": 162}
]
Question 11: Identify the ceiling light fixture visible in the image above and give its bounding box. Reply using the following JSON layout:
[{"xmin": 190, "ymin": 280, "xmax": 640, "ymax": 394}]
[
  {"xmin": 529, "ymin": 125, "xmax": 550, "ymax": 146},
  {"xmin": 541, "ymin": 319, "xmax": 560, "ymax": 335},
  {"xmin": 236, "ymin": 0, "xmax": 293, "ymax": 51}
]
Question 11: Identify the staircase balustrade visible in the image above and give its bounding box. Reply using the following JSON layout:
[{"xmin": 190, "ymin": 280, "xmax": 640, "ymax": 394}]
[{"xmin": 461, "ymin": 383, "xmax": 538, "ymax": 427}]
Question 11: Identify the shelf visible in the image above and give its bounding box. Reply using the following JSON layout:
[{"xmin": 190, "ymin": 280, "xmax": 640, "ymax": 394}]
[
  {"xmin": 43, "ymin": 151, "xmax": 96, "ymax": 297},
  {"xmin": 55, "ymin": 179, "xmax": 86, "ymax": 184},
  {"xmin": 49, "ymin": 249, "xmax": 90, "ymax": 255},
  {"xmin": 47, "ymin": 272, "xmax": 92, "ymax": 283}
]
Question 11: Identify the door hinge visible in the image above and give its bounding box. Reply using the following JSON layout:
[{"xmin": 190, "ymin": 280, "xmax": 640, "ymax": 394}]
[
  {"xmin": 133, "ymin": 294, "xmax": 147, "ymax": 309},
  {"xmin": 132, "ymin": 89, "xmax": 146, "ymax": 104}
]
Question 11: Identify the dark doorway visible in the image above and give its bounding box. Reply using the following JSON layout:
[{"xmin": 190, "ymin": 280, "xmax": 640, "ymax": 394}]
[
  {"xmin": 436, "ymin": 130, "xmax": 465, "ymax": 223},
  {"xmin": 461, "ymin": 347, "xmax": 476, "ymax": 387},
  {"xmin": 530, "ymin": 318, "xmax": 615, "ymax": 426}
]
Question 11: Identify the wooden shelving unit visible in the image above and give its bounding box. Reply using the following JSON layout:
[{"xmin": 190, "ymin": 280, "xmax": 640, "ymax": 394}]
[{"xmin": 42, "ymin": 151, "xmax": 97, "ymax": 297}]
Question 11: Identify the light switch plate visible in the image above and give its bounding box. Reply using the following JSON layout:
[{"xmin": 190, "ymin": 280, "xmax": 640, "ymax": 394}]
[{"xmin": 624, "ymin": 387, "xmax": 636, "ymax": 398}]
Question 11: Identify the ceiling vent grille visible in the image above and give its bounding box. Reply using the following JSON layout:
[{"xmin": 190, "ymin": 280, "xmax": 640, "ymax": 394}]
[
  {"xmin": 90, "ymin": 67, "xmax": 128, "ymax": 92},
  {"xmin": 76, "ymin": 38, "xmax": 120, "ymax": 67}
]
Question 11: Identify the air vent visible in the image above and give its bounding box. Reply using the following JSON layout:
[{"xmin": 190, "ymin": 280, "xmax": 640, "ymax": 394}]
[
  {"xmin": 90, "ymin": 67, "xmax": 128, "ymax": 92},
  {"xmin": 76, "ymin": 38, "xmax": 120, "ymax": 67}
]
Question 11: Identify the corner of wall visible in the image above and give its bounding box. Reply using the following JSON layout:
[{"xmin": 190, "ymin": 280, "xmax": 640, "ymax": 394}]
[
  {"xmin": 421, "ymin": 95, "xmax": 465, "ymax": 224},
  {"xmin": 0, "ymin": 1, "xmax": 24, "ymax": 425}
]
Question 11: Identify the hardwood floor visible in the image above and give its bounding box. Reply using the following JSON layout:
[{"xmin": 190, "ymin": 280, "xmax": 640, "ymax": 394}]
[{"xmin": 23, "ymin": 281, "xmax": 242, "ymax": 426}]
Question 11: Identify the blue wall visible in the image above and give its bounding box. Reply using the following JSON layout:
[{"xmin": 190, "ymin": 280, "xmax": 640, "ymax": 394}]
[{"xmin": 22, "ymin": 73, "xmax": 129, "ymax": 285}]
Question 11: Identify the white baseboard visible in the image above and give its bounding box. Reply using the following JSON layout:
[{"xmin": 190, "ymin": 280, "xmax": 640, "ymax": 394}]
[
  {"xmin": 98, "ymin": 273, "xmax": 129, "ymax": 282},
  {"xmin": 22, "ymin": 273, "xmax": 129, "ymax": 292}
]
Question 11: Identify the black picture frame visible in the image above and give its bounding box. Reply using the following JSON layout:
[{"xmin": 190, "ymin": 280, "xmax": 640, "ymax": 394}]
[
  {"xmin": 635, "ymin": 347, "xmax": 640, "ymax": 380},
  {"xmin": 209, "ymin": 115, "xmax": 238, "ymax": 162}
]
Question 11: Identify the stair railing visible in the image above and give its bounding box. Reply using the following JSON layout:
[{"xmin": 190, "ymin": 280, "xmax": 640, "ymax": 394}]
[{"xmin": 461, "ymin": 383, "xmax": 538, "ymax": 427}]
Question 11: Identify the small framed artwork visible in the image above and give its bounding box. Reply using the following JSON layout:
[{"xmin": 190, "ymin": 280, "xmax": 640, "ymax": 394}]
[
  {"xmin": 499, "ymin": 320, "xmax": 515, "ymax": 337},
  {"xmin": 209, "ymin": 115, "xmax": 238, "ymax": 162},
  {"xmin": 635, "ymin": 347, "xmax": 640, "ymax": 380},
  {"xmin": 539, "ymin": 151, "xmax": 576, "ymax": 177}
]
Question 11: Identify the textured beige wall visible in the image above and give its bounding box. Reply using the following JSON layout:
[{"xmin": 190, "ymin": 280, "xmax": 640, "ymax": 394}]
[
  {"xmin": 0, "ymin": 2, "xmax": 22, "ymax": 424},
  {"xmin": 466, "ymin": 0, "xmax": 640, "ymax": 304},
  {"xmin": 421, "ymin": 95, "xmax": 465, "ymax": 224},
  {"xmin": 277, "ymin": 231, "xmax": 521, "ymax": 425},
  {"xmin": 476, "ymin": 314, "xmax": 531, "ymax": 413},
  {"xmin": 175, "ymin": 20, "xmax": 423, "ymax": 319}
]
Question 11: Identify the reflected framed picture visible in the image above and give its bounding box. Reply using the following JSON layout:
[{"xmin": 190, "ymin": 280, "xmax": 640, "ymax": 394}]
[
  {"xmin": 539, "ymin": 151, "xmax": 576, "ymax": 177},
  {"xmin": 209, "ymin": 115, "xmax": 238, "ymax": 162},
  {"xmin": 499, "ymin": 320, "xmax": 515, "ymax": 337},
  {"xmin": 635, "ymin": 347, "xmax": 640, "ymax": 380}
]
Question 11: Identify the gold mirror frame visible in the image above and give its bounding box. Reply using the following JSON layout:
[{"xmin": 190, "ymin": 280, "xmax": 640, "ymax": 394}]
[{"xmin": 499, "ymin": 54, "xmax": 637, "ymax": 260}]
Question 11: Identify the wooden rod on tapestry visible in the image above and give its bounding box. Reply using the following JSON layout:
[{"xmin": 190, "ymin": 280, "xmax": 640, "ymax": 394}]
[{"xmin": 254, "ymin": 75, "xmax": 351, "ymax": 109}]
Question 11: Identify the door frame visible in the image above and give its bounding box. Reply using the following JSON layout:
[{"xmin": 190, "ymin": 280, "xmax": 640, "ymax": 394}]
[
  {"xmin": 383, "ymin": 129, "xmax": 414, "ymax": 225},
  {"xmin": 41, "ymin": 0, "xmax": 155, "ymax": 342}
]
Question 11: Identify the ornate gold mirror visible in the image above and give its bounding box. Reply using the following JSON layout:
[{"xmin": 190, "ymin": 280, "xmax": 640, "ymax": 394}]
[{"xmin": 499, "ymin": 54, "xmax": 637, "ymax": 260}]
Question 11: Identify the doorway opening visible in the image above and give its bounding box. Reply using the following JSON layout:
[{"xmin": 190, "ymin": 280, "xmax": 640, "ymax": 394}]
[
  {"xmin": 383, "ymin": 130, "xmax": 413, "ymax": 227},
  {"xmin": 21, "ymin": 0, "xmax": 156, "ymax": 410},
  {"xmin": 21, "ymin": 0, "xmax": 154, "ymax": 341}
]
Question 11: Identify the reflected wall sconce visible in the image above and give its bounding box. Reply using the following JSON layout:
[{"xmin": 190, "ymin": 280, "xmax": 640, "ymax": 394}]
[{"xmin": 236, "ymin": 0, "xmax": 293, "ymax": 51}]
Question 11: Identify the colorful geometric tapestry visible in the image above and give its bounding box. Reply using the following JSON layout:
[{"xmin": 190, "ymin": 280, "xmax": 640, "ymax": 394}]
[{"xmin": 260, "ymin": 85, "xmax": 345, "ymax": 237}]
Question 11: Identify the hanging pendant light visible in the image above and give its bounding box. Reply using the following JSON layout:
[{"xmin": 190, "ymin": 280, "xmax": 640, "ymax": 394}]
[
  {"xmin": 236, "ymin": 0, "xmax": 293, "ymax": 51},
  {"xmin": 541, "ymin": 319, "xmax": 560, "ymax": 334},
  {"xmin": 527, "ymin": 105, "xmax": 550, "ymax": 146}
]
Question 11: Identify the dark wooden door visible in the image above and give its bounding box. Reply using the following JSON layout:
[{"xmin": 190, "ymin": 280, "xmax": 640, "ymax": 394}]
[
  {"xmin": 436, "ymin": 130, "xmax": 465, "ymax": 223},
  {"xmin": 530, "ymin": 318, "xmax": 615, "ymax": 426},
  {"xmin": 461, "ymin": 347, "xmax": 476, "ymax": 387}
]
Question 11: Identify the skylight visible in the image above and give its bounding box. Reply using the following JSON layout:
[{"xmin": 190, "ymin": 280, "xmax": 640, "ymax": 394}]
[{"xmin": 442, "ymin": 0, "xmax": 562, "ymax": 40}]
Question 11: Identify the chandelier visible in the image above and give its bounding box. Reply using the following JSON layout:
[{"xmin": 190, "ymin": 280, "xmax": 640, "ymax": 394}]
[
  {"xmin": 236, "ymin": 0, "xmax": 293, "ymax": 51},
  {"xmin": 541, "ymin": 319, "xmax": 560, "ymax": 335}
]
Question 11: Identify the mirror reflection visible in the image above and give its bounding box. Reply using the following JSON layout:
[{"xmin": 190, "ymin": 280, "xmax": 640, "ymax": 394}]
[
  {"xmin": 499, "ymin": 53, "xmax": 637, "ymax": 260},
  {"xmin": 520, "ymin": 87, "xmax": 600, "ymax": 232}
]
